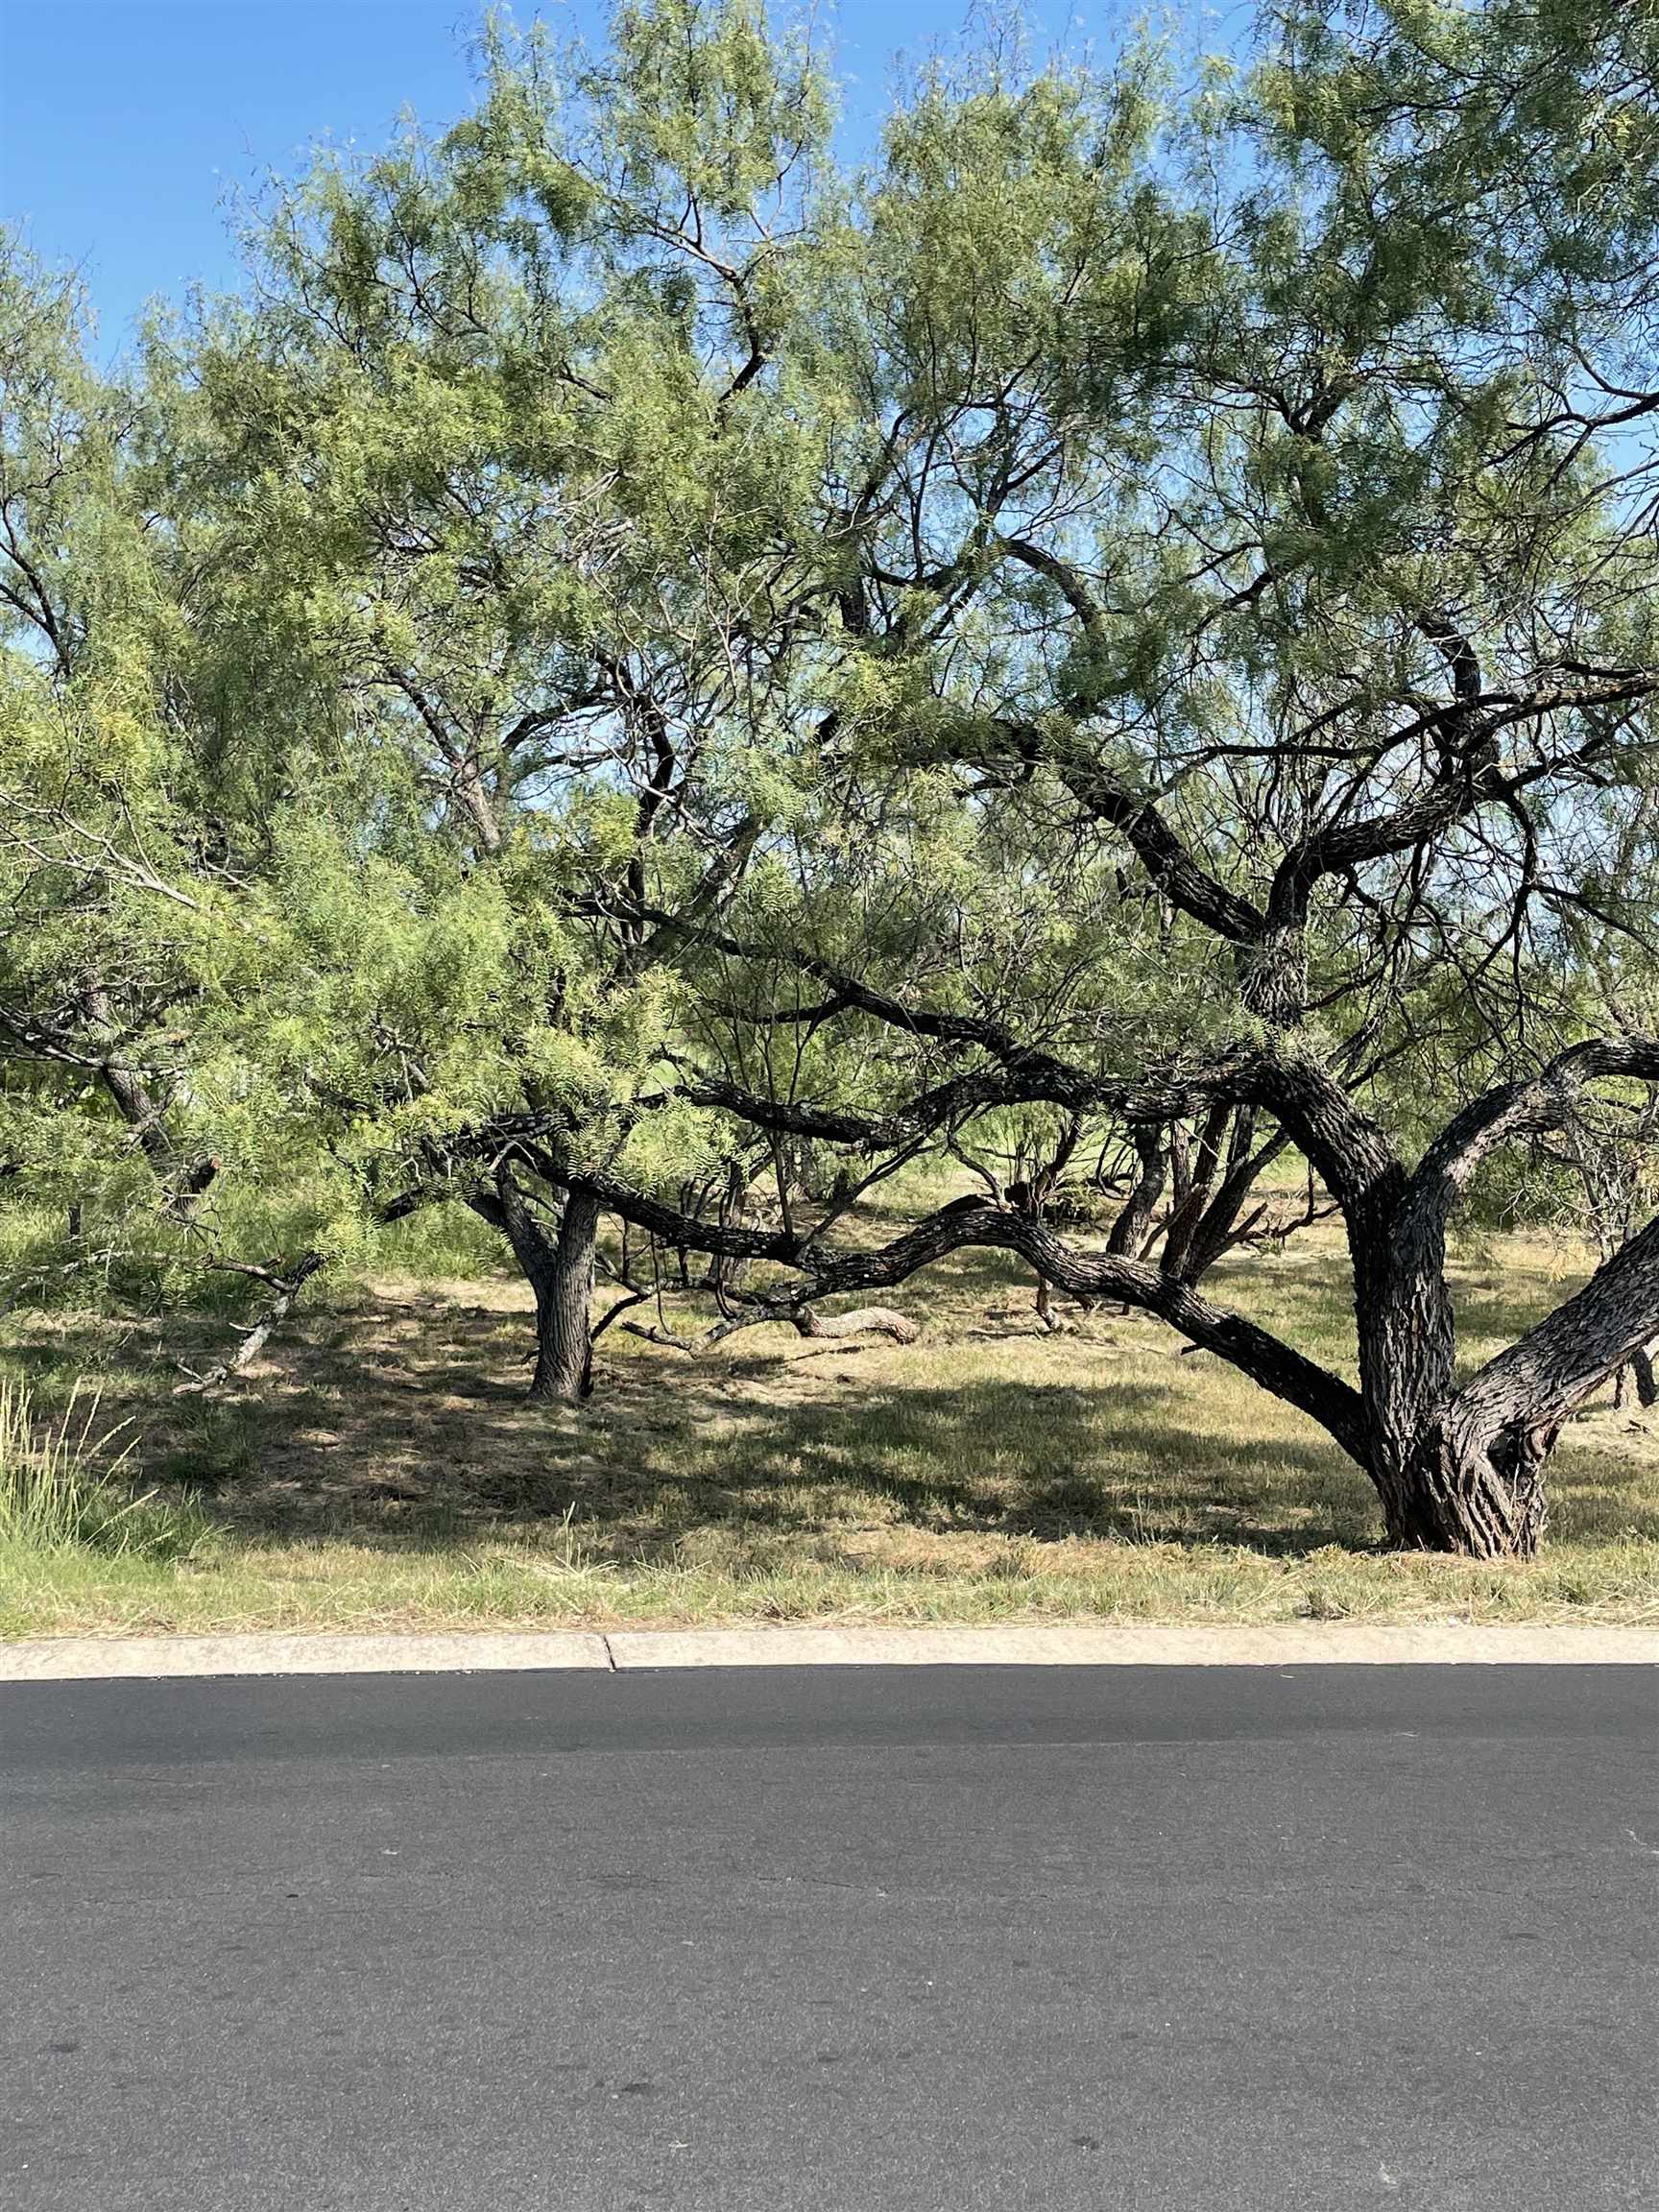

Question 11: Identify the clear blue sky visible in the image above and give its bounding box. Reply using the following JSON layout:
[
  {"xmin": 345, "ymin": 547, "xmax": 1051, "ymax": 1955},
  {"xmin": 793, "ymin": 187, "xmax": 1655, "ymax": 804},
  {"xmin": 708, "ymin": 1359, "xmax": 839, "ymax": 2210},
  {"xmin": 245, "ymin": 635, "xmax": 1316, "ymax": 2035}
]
[{"xmin": 0, "ymin": 0, "xmax": 1164, "ymax": 352}]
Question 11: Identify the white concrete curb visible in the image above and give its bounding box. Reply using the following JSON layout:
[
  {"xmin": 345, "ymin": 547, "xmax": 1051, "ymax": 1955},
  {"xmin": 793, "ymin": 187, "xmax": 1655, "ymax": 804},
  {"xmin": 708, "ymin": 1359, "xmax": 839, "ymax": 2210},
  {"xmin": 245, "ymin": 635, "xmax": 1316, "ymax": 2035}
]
[
  {"xmin": 604, "ymin": 1622, "xmax": 1659, "ymax": 1670},
  {"xmin": 0, "ymin": 1631, "xmax": 612, "ymax": 1681},
  {"xmin": 3, "ymin": 1620, "xmax": 1657, "ymax": 1680}
]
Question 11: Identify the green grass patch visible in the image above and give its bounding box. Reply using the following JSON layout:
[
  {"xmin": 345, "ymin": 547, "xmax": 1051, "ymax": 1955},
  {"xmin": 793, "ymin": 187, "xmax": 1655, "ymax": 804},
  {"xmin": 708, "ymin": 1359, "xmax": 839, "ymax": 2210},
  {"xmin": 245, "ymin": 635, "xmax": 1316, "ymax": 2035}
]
[{"xmin": 3, "ymin": 1225, "xmax": 1657, "ymax": 1638}]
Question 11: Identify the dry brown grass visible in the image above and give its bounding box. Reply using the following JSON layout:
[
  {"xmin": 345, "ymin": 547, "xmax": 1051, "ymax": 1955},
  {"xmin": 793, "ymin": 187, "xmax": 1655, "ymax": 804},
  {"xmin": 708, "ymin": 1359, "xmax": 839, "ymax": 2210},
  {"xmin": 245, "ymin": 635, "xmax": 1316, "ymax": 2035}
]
[{"xmin": 5, "ymin": 1222, "xmax": 1658, "ymax": 1636}]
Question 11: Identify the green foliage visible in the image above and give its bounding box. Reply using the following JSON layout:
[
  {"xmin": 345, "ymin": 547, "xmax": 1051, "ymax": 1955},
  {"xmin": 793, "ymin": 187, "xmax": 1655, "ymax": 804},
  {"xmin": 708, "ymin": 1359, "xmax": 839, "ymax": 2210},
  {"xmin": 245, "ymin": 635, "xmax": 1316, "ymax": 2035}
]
[{"xmin": 7, "ymin": 0, "xmax": 1659, "ymax": 1401}]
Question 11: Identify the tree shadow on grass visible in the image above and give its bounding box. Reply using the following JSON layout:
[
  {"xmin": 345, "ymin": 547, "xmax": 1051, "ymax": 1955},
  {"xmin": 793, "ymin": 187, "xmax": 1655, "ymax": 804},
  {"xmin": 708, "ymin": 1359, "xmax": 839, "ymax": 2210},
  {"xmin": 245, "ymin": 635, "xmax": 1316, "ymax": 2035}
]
[
  {"xmin": 10, "ymin": 1254, "xmax": 1659, "ymax": 1563},
  {"xmin": 604, "ymin": 1375, "xmax": 1386, "ymax": 1557}
]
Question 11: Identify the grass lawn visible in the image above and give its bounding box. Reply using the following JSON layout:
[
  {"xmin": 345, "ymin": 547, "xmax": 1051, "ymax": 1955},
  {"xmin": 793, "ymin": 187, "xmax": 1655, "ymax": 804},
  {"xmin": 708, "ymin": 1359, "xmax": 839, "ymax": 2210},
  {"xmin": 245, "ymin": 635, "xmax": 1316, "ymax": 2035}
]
[{"xmin": 4, "ymin": 1220, "xmax": 1658, "ymax": 1638}]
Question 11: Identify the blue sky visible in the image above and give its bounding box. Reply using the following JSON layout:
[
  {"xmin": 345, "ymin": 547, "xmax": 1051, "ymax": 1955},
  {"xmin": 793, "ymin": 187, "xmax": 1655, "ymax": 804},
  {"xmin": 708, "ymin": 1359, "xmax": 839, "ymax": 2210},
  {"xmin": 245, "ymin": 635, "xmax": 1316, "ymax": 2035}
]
[{"xmin": 0, "ymin": 0, "xmax": 1152, "ymax": 351}]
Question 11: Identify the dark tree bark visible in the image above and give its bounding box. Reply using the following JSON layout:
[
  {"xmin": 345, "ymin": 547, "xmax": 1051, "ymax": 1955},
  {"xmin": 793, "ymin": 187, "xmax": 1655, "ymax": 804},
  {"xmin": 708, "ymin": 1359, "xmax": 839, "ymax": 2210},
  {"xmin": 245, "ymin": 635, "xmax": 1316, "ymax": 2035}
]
[
  {"xmin": 473, "ymin": 1172, "xmax": 600, "ymax": 1404},
  {"xmin": 1175, "ymin": 1114, "xmax": 1292, "ymax": 1284},
  {"xmin": 1358, "ymin": 1039, "xmax": 1659, "ymax": 1554},
  {"xmin": 1633, "ymin": 1344, "xmax": 1659, "ymax": 1408},
  {"xmin": 1104, "ymin": 1125, "xmax": 1166, "ymax": 1257},
  {"xmin": 1390, "ymin": 1411, "xmax": 1551, "ymax": 1557},
  {"xmin": 1159, "ymin": 1103, "xmax": 1230, "ymax": 1280},
  {"xmin": 528, "ymin": 1190, "xmax": 600, "ymax": 1404}
]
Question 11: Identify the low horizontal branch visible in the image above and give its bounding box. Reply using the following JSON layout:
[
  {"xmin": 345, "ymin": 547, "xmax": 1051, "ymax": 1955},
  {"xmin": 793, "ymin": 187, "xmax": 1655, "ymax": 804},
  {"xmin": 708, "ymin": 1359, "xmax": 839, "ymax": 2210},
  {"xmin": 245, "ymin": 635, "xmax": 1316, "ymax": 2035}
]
[{"xmin": 547, "ymin": 1166, "xmax": 1368, "ymax": 1465}]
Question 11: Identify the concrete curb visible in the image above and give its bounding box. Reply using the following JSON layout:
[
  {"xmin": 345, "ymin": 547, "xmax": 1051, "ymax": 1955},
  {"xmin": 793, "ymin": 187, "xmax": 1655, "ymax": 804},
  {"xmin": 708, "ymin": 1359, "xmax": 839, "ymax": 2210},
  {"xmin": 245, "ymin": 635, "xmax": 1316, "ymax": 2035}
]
[
  {"xmin": 3, "ymin": 1620, "xmax": 1657, "ymax": 1680},
  {"xmin": 604, "ymin": 1622, "xmax": 1659, "ymax": 1670},
  {"xmin": 0, "ymin": 1631, "xmax": 613, "ymax": 1681}
]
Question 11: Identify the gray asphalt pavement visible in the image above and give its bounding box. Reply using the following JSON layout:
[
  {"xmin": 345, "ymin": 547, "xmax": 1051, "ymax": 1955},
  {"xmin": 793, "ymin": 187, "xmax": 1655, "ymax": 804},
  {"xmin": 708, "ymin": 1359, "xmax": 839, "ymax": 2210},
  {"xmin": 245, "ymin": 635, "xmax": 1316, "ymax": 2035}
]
[{"xmin": 3, "ymin": 1664, "xmax": 1655, "ymax": 2211}]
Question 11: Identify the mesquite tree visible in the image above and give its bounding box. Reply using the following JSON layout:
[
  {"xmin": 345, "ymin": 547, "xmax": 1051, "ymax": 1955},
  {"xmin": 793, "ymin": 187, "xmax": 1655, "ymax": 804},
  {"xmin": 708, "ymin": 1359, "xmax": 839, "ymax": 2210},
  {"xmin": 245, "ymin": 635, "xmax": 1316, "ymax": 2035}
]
[
  {"xmin": 153, "ymin": 1, "xmax": 863, "ymax": 1399},
  {"xmin": 12, "ymin": 0, "xmax": 1659, "ymax": 1553},
  {"xmin": 501, "ymin": 4, "xmax": 1659, "ymax": 1554}
]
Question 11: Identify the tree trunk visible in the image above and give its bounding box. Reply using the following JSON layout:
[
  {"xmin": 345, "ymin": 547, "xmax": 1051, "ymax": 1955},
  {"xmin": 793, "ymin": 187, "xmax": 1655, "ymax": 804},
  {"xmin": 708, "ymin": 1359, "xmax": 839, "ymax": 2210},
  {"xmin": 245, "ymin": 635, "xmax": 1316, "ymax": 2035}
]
[
  {"xmin": 1339, "ymin": 1185, "xmax": 1554, "ymax": 1558},
  {"xmin": 481, "ymin": 1171, "xmax": 601, "ymax": 1405},
  {"xmin": 1350, "ymin": 1233, "xmax": 1551, "ymax": 1558},
  {"xmin": 1388, "ymin": 1207, "xmax": 1659, "ymax": 1554},
  {"xmin": 703, "ymin": 1162, "xmax": 754, "ymax": 1299},
  {"xmin": 1104, "ymin": 1128, "xmax": 1166, "ymax": 1255},
  {"xmin": 1160, "ymin": 1103, "xmax": 1230, "ymax": 1279},
  {"xmin": 1349, "ymin": 1187, "xmax": 1460, "ymax": 1527},
  {"xmin": 1382, "ymin": 1409, "xmax": 1551, "ymax": 1559},
  {"xmin": 527, "ymin": 1190, "xmax": 600, "ymax": 1404}
]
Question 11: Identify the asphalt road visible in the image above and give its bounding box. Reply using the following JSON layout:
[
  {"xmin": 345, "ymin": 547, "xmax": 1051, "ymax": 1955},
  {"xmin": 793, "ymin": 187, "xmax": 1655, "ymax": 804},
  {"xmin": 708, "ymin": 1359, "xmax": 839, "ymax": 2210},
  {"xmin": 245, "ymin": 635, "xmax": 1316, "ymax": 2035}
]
[{"xmin": 3, "ymin": 1665, "xmax": 1655, "ymax": 2211}]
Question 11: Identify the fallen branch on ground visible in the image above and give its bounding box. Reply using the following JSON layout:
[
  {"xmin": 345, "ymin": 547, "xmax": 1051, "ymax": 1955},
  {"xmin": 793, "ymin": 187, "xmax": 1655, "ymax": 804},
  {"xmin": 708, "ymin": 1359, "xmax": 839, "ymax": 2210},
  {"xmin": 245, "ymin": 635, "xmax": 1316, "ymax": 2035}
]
[
  {"xmin": 619, "ymin": 1301, "xmax": 921, "ymax": 1356},
  {"xmin": 173, "ymin": 1253, "xmax": 325, "ymax": 1395},
  {"xmin": 794, "ymin": 1305, "xmax": 919, "ymax": 1345}
]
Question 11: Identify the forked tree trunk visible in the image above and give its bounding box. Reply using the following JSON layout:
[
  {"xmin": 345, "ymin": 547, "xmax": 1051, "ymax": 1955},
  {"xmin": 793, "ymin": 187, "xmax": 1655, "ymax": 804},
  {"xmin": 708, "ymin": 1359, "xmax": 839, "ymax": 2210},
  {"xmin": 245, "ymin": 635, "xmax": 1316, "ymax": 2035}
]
[
  {"xmin": 526, "ymin": 1190, "xmax": 600, "ymax": 1404},
  {"xmin": 479, "ymin": 1172, "xmax": 602, "ymax": 1406},
  {"xmin": 1328, "ymin": 1188, "xmax": 1553, "ymax": 1558},
  {"xmin": 1382, "ymin": 1416, "xmax": 1551, "ymax": 1558},
  {"xmin": 1350, "ymin": 1187, "xmax": 1659, "ymax": 1559}
]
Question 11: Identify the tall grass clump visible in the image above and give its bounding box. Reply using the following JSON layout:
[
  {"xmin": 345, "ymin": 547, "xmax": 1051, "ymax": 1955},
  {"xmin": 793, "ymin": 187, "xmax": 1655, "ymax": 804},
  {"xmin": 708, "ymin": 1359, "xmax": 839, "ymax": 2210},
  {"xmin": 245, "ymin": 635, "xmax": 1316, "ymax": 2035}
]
[{"xmin": 0, "ymin": 1380, "xmax": 207, "ymax": 1560}]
